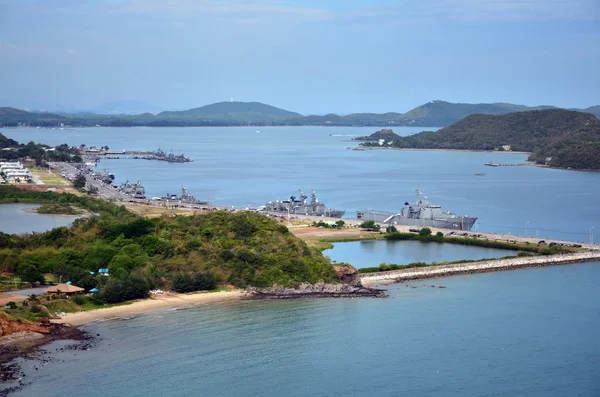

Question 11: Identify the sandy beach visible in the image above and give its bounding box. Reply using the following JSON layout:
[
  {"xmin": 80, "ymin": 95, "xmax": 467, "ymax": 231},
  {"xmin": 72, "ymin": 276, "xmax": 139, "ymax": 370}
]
[{"xmin": 51, "ymin": 290, "xmax": 243, "ymax": 326}]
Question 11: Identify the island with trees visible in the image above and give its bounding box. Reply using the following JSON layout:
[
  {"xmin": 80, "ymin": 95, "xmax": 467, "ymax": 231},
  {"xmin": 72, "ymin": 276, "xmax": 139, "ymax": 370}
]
[
  {"xmin": 2, "ymin": 100, "xmax": 600, "ymax": 128},
  {"xmin": 359, "ymin": 109, "xmax": 600, "ymax": 170}
]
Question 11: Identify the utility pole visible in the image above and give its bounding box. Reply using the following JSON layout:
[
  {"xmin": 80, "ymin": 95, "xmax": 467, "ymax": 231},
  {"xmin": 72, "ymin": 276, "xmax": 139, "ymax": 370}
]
[
  {"xmin": 591, "ymin": 227, "xmax": 595, "ymax": 244},
  {"xmin": 525, "ymin": 221, "xmax": 530, "ymax": 237}
]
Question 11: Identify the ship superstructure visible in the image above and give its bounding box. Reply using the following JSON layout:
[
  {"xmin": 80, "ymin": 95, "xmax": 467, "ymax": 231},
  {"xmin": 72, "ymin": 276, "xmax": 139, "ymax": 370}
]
[
  {"xmin": 357, "ymin": 189, "xmax": 477, "ymax": 230},
  {"xmin": 263, "ymin": 189, "xmax": 345, "ymax": 218},
  {"xmin": 163, "ymin": 186, "xmax": 209, "ymax": 205},
  {"xmin": 118, "ymin": 180, "xmax": 146, "ymax": 199}
]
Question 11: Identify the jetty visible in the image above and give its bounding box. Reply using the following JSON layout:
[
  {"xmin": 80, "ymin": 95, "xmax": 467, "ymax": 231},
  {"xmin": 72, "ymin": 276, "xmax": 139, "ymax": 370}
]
[
  {"xmin": 485, "ymin": 161, "xmax": 529, "ymax": 167},
  {"xmin": 80, "ymin": 148, "xmax": 192, "ymax": 163},
  {"xmin": 359, "ymin": 251, "xmax": 600, "ymax": 286}
]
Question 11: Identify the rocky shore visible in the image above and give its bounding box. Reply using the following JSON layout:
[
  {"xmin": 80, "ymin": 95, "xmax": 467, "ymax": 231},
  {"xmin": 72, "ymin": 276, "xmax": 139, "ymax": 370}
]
[
  {"xmin": 0, "ymin": 317, "xmax": 92, "ymax": 395},
  {"xmin": 243, "ymin": 283, "xmax": 386, "ymax": 299},
  {"xmin": 359, "ymin": 251, "xmax": 600, "ymax": 286}
]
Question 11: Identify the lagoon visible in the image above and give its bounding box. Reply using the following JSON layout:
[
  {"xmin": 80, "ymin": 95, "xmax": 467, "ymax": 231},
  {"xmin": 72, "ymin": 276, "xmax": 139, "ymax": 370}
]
[
  {"xmin": 326, "ymin": 240, "xmax": 520, "ymax": 269},
  {"xmin": 0, "ymin": 203, "xmax": 78, "ymax": 234}
]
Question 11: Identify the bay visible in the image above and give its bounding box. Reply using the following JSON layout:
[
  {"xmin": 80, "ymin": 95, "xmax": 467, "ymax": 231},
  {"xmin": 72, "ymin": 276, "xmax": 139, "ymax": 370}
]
[
  {"xmin": 9, "ymin": 262, "xmax": 600, "ymax": 397},
  {"xmin": 1, "ymin": 126, "xmax": 599, "ymax": 397},
  {"xmin": 4, "ymin": 126, "xmax": 599, "ymax": 241}
]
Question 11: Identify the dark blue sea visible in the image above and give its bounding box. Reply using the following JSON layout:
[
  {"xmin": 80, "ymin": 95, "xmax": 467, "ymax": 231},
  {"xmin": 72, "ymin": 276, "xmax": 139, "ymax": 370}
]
[{"xmin": 2, "ymin": 126, "xmax": 600, "ymax": 396}]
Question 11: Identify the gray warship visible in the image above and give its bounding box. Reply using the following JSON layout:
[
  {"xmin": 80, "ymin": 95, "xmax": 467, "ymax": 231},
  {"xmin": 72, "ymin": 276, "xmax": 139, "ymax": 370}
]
[
  {"xmin": 163, "ymin": 187, "xmax": 209, "ymax": 205},
  {"xmin": 357, "ymin": 189, "xmax": 477, "ymax": 230},
  {"xmin": 263, "ymin": 189, "xmax": 345, "ymax": 218},
  {"xmin": 118, "ymin": 180, "xmax": 146, "ymax": 199}
]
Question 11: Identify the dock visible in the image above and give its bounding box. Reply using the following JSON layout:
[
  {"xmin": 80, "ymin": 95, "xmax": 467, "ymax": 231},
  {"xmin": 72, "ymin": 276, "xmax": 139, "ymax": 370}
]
[
  {"xmin": 81, "ymin": 148, "xmax": 192, "ymax": 163},
  {"xmin": 485, "ymin": 162, "xmax": 529, "ymax": 167}
]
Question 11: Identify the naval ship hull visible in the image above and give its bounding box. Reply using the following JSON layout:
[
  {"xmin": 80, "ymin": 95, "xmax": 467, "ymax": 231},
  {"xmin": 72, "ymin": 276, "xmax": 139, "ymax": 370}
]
[
  {"xmin": 356, "ymin": 211, "xmax": 477, "ymax": 231},
  {"xmin": 266, "ymin": 208, "xmax": 346, "ymax": 218}
]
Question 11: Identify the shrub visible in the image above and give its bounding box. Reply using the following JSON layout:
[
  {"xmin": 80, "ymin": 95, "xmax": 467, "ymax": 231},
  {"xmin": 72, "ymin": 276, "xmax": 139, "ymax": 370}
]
[
  {"xmin": 72, "ymin": 295, "xmax": 86, "ymax": 305},
  {"xmin": 419, "ymin": 228, "xmax": 432, "ymax": 237}
]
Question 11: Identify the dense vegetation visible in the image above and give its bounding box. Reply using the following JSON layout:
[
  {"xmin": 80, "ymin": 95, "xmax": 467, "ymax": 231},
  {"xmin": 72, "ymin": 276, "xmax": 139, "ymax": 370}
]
[
  {"xmin": 354, "ymin": 129, "xmax": 401, "ymax": 141},
  {"xmin": 364, "ymin": 109, "xmax": 600, "ymax": 170},
  {"xmin": 0, "ymin": 188, "xmax": 338, "ymax": 303},
  {"xmin": 36, "ymin": 203, "xmax": 84, "ymax": 215},
  {"xmin": 0, "ymin": 134, "xmax": 82, "ymax": 164},
  {"xmin": 384, "ymin": 228, "xmax": 571, "ymax": 255},
  {"xmin": 3, "ymin": 101, "xmax": 599, "ymax": 128}
]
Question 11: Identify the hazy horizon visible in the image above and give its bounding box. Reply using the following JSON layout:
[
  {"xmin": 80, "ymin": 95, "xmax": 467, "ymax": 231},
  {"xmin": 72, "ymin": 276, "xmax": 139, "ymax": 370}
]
[{"xmin": 1, "ymin": 0, "xmax": 599, "ymax": 114}]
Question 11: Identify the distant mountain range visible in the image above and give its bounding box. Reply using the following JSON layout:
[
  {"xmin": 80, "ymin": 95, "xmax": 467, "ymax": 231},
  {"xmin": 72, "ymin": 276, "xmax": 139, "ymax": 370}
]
[
  {"xmin": 1, "ymin": 100, "xmax": 599, "ymax": 127},
  {"xmin": 366, "ymin": 109, "xmax": 600, "ymax": 170}
]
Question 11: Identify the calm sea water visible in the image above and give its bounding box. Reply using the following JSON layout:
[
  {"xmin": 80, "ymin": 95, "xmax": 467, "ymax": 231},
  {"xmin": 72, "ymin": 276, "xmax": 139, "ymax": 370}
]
[
  {"xmin": 327, "ymin": 240, "xmax": 519, "ymax": 269},
  {"xmin": 5, "ymin": 126, "xmax": 600, "ymax": 241},
  {"xmin": 0, "ymin": 203, "xmax": 77, "ymax": 234},
  {"xmin": 8, "ymin": 262, "xmax": 600, "ymax": 397},
  {"xmin": 2, "ymin": 127, "xmax": 599, "ymax": 396}
]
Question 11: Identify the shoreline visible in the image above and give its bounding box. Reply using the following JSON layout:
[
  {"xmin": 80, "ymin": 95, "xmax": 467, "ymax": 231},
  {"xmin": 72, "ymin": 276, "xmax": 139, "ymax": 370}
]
[
  {"xmin": 359, "ymin": 251, "xmax": 600, "ymax": 286},
  {"xmin": 22, "ymin": 207, "xmax": 88, "ymax": 217},
  {"xmin": 351, "ymin": 146, "xmax": 532, "ymax": 155},
  {"xmin": 51, "ymin": 290, "xmax": 243, "ymax": 326}
]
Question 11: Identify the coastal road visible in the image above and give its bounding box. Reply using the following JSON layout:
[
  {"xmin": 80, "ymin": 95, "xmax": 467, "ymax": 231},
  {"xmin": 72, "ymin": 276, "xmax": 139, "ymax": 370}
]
[{"xmin": 48, "ymin": 162, "xmax": 130, "ymax": 201}]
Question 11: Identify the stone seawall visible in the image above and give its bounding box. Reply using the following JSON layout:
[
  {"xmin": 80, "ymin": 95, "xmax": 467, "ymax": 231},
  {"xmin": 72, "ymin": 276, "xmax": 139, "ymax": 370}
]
[{"xmin": 359, "ymin": 252, "xmax": 600, "ymax": 286}]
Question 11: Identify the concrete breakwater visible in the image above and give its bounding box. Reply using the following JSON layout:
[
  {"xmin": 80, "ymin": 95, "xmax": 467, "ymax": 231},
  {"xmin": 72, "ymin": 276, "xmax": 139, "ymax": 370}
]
[{"xmin": 359, "ymin": 251, "xmax": 600, "ymax": 286}]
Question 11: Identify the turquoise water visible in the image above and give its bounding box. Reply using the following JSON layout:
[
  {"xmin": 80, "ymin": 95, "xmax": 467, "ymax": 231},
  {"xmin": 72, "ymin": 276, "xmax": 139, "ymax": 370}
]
[
  {"xmin": 2, "ymin": 126, "xmax": 599, "ymax": 396},
  {"xmin": 9, "ymin": 262, "xmax": 600, "ymax": 397},
  {"xmin": 326, "ymin": 240, "xmax": 519, "ymax": 269},
  {"xmin": 0, "ymin": 203, "xmax": 78, "ymax": 234},
  {"xmin": 5, "ymin": 126, "xmax": 600, "ymax": 241}
]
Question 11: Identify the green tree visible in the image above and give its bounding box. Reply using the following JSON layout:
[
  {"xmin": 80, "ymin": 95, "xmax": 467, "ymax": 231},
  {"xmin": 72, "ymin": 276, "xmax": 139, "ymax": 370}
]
[
  {"xmin": 17, "ymin": 264, "xmax": 45, "ymax": 285},
  {"xmin": 73, "ymin": 174, "xmax": 86, "ymax": 189},
  {"xmin": 335, "ymin": 220, "xmax": 345, "ymax": 229},
  {"xmin": 360, "ymin": 220, "xmax": 380, "ymax": 231},
  {"xmin": 419, "ymin": 227, "xmax": 432, "ymax": 237}
]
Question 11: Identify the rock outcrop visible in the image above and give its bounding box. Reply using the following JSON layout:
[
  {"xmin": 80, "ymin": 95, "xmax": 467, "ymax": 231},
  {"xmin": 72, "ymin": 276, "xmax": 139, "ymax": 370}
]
[
  {"xmin": 244, "ymin": 283, "xmax": 386, "ymax": 299},
  {"xmin": 0, "ymin": 313, "xmax": 50, "ymax": 337},
  {"xmin": 334, "ymin": 265, "xmax": 360, "ymax": 285}
]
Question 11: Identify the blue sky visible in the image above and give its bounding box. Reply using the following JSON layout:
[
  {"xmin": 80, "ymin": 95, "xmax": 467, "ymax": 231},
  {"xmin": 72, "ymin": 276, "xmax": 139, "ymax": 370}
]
[{"xmin": 0, "ymin": 0, "xmax": 599, "ymax": 114}]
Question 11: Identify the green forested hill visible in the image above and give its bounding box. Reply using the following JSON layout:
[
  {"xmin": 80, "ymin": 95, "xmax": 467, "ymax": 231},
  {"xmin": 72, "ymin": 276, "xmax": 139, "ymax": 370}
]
[
  {"xmin": 354, "ymin": 129, "xmax": 402, "ymax": 141},
  {"xmin": 0, "ymin": 188, "xmax": 338, "ymax": 300},
  {"xmin": 376, "ymin": 109, "xmax": 600, "ymax": 170},
  {"xmin": 0, "ymin": 132, "xmax": 19, "ymax": 148},
  {"xmin": 584, "ymin": 105, "xmax": 600, "ymax": 118},
  {"xmin": 157, "ymin": 101, "xmax": 302, "ymax": 123},
  {"xmin": 0, "ymin": 107, "xmax": 66, "ymax": 126},
  {"xmin": 393, "ymin": 100, "xmax": 556, "ymax": 126},
  {"xmin": 2, "ymin": 101, "xmax": 599, "ymax": 127}
]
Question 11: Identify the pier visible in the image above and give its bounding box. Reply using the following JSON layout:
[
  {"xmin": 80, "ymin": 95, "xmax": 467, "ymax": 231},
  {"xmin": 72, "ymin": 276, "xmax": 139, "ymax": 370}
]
[
  {"xmin": 485, "ymin": 161, "xmax": 529, "ymax": 167},
  {"xmin": 81, "ymin": 148, "xmax": 192, "ymax": 163}
]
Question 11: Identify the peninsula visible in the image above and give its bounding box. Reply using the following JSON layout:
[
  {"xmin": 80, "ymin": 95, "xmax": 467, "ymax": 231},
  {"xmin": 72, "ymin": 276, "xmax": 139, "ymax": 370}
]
[{"xmin": 359, "ymin": 109, "xmax": 600, "ymax": 170}]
